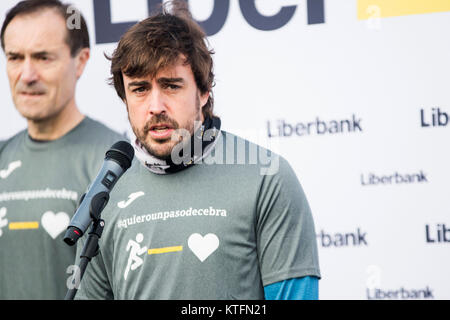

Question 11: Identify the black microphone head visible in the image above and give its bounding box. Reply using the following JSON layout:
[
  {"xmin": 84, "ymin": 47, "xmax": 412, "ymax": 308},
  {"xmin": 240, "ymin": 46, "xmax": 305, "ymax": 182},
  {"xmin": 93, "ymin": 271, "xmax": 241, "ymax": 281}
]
[
  {"xmin": 105, "ymin": 141, "xmax": 134, "ymax": 170},
  {"xmin": 63, "ymin": 226, "xmax": 83, "ymax": 246}
]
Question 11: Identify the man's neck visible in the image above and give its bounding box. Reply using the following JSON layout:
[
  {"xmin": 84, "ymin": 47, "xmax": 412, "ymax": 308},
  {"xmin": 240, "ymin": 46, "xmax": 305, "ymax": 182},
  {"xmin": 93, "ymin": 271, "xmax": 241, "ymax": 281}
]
[{"xmin": 27, "ymin": 102, "xmax": 85, "ymax": 141}]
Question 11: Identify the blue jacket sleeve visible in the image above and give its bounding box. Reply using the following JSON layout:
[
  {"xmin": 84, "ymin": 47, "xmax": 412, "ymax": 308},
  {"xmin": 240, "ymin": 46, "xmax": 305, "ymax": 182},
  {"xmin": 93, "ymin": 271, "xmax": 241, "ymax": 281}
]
[{"xmin": 264, "ymin": 276, "xmax": 319, "ymax": 300}]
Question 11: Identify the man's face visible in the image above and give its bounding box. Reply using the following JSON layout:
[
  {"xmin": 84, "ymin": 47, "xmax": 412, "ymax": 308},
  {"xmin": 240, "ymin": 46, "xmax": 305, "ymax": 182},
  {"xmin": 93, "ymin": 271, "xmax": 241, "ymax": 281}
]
[
  {"xmin": 124, "ymin": 57, "xmax": 209, "ymax": 160},
  {"xmin": 3, "ymin": 9, "xmax": 84, "ymax": 122}
]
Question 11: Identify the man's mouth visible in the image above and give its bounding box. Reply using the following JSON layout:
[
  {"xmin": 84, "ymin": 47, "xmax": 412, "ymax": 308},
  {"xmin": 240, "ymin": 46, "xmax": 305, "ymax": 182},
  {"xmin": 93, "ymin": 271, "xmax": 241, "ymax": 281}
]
[
  {"xmin": 19, "ymin": 91, "xmax": 45, "ymax": 96},
  {"xmin": 150, "ymin": 124, "xmax": 172, "ymax": 131},
  {"xmin": 147, "ymin": 123, "xmax": 175, "ymax": 140}
]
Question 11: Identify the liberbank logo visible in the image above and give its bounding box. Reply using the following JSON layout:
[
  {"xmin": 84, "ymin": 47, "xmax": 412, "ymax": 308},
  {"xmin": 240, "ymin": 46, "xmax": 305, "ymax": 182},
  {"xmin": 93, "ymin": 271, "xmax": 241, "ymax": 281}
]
[
  {"xmin": 420, "ymin": 108, "xmax": 449, "ymax": 128},
  {"xmin": 366, "ymin": 287, "xmax": 434, "ymax": 300},
  {"xmin": 317, "ymin": 228, "xmax": 368, "ymax": 248},
  {"xmin": 360, "ymin": 170, "xmax": 428, "ymax": 186},
  {"xmin": 426, "ymin": 224, "xmax": 450, "ymax": 243},
  {"xmin": 72, "ymin": 0, "xmax": 450, "ymax": 45},
  {"xmin": 365, "ymin": 266, "xmax": 435, "ymax": 300},
  {"xmin": 93, "ymin": 0, "xmax": 325, "ymax": 44},
  {"xmin": 267, "ymin": 114, "xmax": 363, "ymax": 138}
]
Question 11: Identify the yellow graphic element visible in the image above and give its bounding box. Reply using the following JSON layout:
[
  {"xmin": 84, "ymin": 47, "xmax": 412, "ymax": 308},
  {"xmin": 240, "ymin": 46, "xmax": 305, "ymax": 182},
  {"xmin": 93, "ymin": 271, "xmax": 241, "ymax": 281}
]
[
  {"xmin": 9, "ymin": 221, "xmax": 39, "ymax": 230},
  {"xmin": 357, "ymin": 0, "xmax": 450, "ymax": 20},
  {"xmin": 148, "ymin": 246, "xmax": 183, "ymax": 255}
]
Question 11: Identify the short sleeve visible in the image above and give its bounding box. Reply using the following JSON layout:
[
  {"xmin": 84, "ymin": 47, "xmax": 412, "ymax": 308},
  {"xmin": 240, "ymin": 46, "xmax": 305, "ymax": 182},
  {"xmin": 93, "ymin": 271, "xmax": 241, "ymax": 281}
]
[{"xmin": 256, "ymin": 156, "xmax": 321, "ymax": 286}]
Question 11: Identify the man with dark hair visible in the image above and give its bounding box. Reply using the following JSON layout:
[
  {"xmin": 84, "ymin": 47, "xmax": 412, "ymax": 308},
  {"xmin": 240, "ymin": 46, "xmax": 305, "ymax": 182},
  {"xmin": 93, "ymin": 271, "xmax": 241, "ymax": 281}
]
[
  {"xmin": 75, "ymin": 1, "xmax": 320, "ymax": 300},
  {"xmin": 0, "ymin": 0, "xmax": 90, "ymax": 56},
  {"xmin": 0, "ymin": 0, "xmax": 123, "ymax": 299}
]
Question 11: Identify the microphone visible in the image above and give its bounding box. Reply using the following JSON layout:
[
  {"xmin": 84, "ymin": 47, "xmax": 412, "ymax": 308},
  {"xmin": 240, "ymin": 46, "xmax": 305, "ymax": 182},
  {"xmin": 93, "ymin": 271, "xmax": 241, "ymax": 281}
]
[{"xmin": 63, "ymin": 141, "xmax": 134, "ymax": 246}]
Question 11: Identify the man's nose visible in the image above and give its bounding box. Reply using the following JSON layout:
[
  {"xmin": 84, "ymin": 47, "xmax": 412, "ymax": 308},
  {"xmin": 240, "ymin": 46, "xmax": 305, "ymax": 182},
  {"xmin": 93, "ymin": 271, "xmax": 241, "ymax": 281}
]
[
  {"xmin": 19, "ymin": 58, "xmax": 39, "ymax": 85},
  {"xmin": 147, "ymin": 88, "xmax": 168, "ymax": 115}
]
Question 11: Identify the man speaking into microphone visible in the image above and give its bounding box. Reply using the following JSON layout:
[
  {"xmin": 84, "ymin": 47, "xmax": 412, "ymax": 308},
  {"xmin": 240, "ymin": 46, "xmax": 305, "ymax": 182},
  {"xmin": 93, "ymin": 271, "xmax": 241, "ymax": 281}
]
[
  {"xmin": 0, "ymin": 0, "xmax": 123, "ymax": 299},
  {"xmin": 75, "ymin": 0, "xmax": 320, "ymax": 300}
]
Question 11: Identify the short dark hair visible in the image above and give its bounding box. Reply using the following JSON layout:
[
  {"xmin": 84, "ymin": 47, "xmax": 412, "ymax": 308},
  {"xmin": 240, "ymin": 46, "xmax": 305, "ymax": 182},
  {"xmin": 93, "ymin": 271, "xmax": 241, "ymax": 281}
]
[
  {"xmin": 0, "ymin": 0, "xmax": 90, "ymax": 57},
  {"xmin": 108, "ymin": 0, "xmax": 216, "ymax": 119}
]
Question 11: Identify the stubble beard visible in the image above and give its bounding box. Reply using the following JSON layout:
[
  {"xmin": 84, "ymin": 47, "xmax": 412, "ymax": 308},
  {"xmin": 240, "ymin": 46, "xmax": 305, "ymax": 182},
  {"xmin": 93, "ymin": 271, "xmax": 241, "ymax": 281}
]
[{"xmin": 133, "ymin": 96, "xmax": 202, "ymax": 161}]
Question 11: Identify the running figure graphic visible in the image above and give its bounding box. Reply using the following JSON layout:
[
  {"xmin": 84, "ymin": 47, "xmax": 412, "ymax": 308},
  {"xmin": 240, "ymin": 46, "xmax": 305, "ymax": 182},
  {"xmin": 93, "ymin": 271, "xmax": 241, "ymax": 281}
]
[{"xmin": 124, "ymin": 233, "xmax": 148, "ymax": 280}]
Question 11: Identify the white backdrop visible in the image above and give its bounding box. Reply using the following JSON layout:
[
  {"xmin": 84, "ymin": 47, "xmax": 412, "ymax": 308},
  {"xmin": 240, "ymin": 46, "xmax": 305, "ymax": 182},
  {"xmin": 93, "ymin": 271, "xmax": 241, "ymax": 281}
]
[{"xmin": 0, "ymin": 0, "xmax": 449, "ymax": 299}]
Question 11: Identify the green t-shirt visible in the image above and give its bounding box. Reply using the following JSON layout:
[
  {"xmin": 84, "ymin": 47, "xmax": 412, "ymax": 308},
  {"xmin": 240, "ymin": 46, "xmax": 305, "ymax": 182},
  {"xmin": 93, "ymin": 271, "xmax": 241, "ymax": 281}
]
[
  {"xmin": 75, "ymin": 131, "xmax": 321, "ymax": 300},
  {"xmin": 0, "ymin": 117, "xmax": 124, "ymax": 299}
]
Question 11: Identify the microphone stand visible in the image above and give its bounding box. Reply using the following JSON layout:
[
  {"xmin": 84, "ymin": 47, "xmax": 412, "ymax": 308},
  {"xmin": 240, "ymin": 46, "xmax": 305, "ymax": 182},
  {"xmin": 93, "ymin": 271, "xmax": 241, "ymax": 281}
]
[{"xmin": 64, "ymin": 193, "xmax": 109, "ymax": 300}]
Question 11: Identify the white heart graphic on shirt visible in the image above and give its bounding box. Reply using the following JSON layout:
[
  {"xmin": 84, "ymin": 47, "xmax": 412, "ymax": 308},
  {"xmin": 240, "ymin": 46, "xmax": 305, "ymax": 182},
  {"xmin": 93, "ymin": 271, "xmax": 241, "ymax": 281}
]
[
  {"xmin": 188, "ymin": 233, "xmax": 219, "ymax": 262},
  {"xmin": 41, "ymin": 211, "xmax": 70, "ymax": 239}
]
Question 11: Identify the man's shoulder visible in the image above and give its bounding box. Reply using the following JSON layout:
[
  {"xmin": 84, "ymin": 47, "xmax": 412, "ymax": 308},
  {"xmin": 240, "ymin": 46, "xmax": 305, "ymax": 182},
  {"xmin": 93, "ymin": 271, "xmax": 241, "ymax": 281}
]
[
  {"xmin": 82, "ymin": 117, "xmax": 125, "ymax": 139},
  {"xmin": 216, "ymin": 130, "xmax": 288, "ymax": 177},
  {"xmin": 70, "ymin": 117, "xmax": 127, "ymax": 148},
  {"xmin": 0, "ymin": 129, "xmax": 27, "ymax": 153},
  {"xmin": 219, "ymin": 130, "xmax": 278, "ymax": 156}
]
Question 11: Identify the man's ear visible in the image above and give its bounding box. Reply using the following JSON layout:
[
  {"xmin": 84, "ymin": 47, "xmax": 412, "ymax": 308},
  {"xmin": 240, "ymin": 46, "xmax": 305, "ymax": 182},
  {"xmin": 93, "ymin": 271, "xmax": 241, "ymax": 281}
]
[
  {"xmin": 75, "ymin": 47, "xmax": 90, "ymax": 79},
  {"xmin": 200, "ymin": 91, "xmax": 210, "ymax": 108}
]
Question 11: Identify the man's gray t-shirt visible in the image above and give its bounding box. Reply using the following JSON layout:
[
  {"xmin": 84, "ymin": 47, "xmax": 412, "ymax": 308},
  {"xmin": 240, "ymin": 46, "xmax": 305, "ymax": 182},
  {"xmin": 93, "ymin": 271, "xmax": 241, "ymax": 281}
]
[
  {"xmin": 0, "ymin": 117, "xmax": 124, "ymax": 299},
  {"xmin": 75, "ymin": 131, "xmax": 320, "ymax": 300}
]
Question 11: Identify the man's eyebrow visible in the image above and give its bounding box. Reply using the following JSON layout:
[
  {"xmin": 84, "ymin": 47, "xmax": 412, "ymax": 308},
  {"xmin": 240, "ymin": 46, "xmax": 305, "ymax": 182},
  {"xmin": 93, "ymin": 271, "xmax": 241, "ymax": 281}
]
[
  {"xmin": 126, "ymin": 78, "xmax": 184, "ymax": 89},
  {"xmin": 32, "ymin": 51, "xmax": 52, "ymax": 57},
  {"xmin": 6, "ymin": 51, "xmax": 54, "ymax": 58},
  {"xmin": 157, "ymin": 77, "xmax": 184, "ymax": 84},
  {"xmin": 5, "ymin": 51, "xmax": 23, "ymax": 57},
  {"xmin": 127, "ymin": 81, "xmax": 150, "ymax": 88}
]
